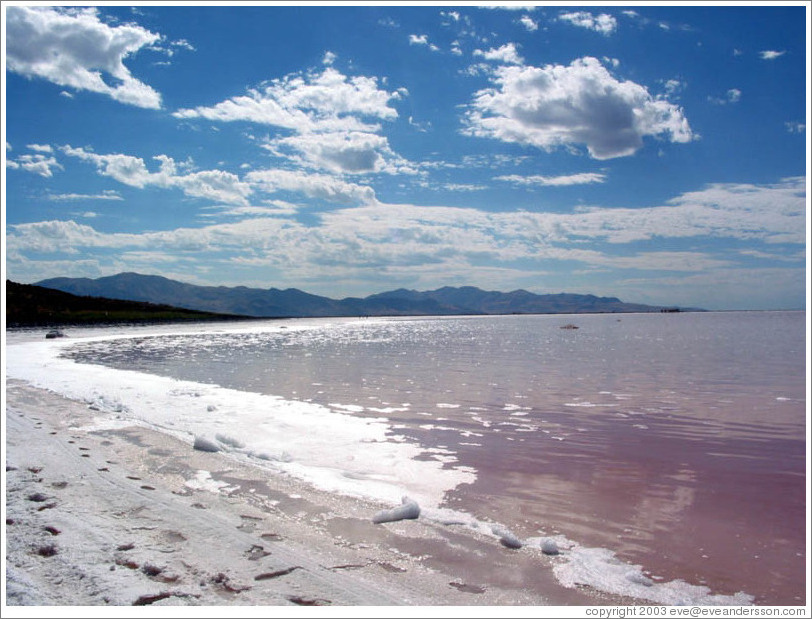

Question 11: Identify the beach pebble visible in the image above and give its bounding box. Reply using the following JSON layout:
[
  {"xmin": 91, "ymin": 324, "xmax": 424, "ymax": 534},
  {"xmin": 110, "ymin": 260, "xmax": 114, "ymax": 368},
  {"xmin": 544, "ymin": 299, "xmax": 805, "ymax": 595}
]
[
  {"xmin": 372, "ymin": 496, "xmax": 421, "ymax": 524},
  {"xmin": 193, "ymin": 436, "xmax": 220, "ymax": 453},
  {"xmin": 492, "ymin": 525, "xmax": 523, "ymax": 549},
  {"xmin": 541, "ymin": 539, "xmax": 560, "ymax": 556}
]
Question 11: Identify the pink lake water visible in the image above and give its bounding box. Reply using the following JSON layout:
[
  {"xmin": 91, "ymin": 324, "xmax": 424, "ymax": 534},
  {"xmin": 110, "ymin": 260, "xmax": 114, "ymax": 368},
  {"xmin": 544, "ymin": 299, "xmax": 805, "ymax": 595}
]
[{"xmin": 61, "ymin": 311, "xmax": 807, "ymax": 604}]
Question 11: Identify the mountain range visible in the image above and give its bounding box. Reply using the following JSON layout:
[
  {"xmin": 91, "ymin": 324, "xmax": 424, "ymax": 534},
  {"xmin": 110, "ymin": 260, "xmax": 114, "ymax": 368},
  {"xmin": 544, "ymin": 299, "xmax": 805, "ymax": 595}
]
[{"xmin": 33, "ymin": 272, "xmax": 685, "ymax": 318}]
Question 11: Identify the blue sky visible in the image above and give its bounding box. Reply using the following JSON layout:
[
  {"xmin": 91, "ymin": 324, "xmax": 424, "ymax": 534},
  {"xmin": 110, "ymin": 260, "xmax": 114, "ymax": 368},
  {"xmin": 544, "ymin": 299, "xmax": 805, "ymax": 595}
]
[{"xmin": 3, "ymin": 3, "xmax": 809, "ymax": 310}]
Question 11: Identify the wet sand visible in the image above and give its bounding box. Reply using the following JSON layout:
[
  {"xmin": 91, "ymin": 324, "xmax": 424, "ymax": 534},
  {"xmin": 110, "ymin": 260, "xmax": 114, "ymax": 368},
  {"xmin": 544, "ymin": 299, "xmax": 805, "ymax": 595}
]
[{"xmin": 4, "ymin": 379, "xmax": 627, "ymax": 611}]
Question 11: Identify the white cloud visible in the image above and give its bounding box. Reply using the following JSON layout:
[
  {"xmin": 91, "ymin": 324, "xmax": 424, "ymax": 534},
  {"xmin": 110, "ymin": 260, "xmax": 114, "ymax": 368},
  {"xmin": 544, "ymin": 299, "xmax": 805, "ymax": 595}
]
[
  {"xmin": 556, "ymin": 177, "xmax": 806, "ymax": 245},
  {"xmin": 6, "ymin": 153, "xmax": 63, "ymax": 178},
  {"xmin": 5, "ymin": 6, "xmax": 162, "ymax": 109},
  {"xmin": 7, "ymin": 219, "xmax": 112, "ymax": 254},
  {"xmin": 473, "ymin": 43, "xmax": 524, "ymax": 65},
  {"xmin": 62, "ymin": 147, "xmax": 252, "ymax": 205},
  {"xmin": 175, "ymin": 65, "xmax": 410, "ymax": 176},
  {"xmin": 262, "ymin": 131, "xmax": 414, "ymax": 175},
  {"xmin": 27, "ymin": 144, "xmax": 53, "ymax": 153},
  {"xmin": 463, "ymin": 57, "xmax": 694, "ymax": 159},
  {"xmin": 481, "ymin": 5, "xmax": 536, "ymax": 11},
  {"xmin": 174, "ymin": 66, "xmax": 401, "ymax": 133},
  {"xmin": 408, "ymin": 34, "xmax": 439, "ymax": 52},
  {"xmin": 495, "ymin": 173, "xmax": 607, "ymax": 186},
  {"xmin": 173, "ymin": 38, "xmax": 195, "ymax": 51},
  {"xmin": 519, "ymin": 15, "xmax": 538, "ymax": 31},
  {"xmin": 709, "ymin": 88, "xmax": 741, "ymax": 105},
  {"xmin": 48, "ymin": 190, "xmax": 124, "ymax": 201},
  {"xmin": 759, "ymin": 50, "xmax": 785, "ymax": 60},
  {"xmin": 147, "ymin": 35, "xmax": 196, "ymax": 60},
  {"xmin": 245, "ymin": 169, "xmax": 377, "ymax": 205},
  {"xmin": 785, "ymin": 121, "xmax": 805, "ymax": 133},
  {"xmin": 559, "ymin": 11, "xmax": 617, "ymax": 35},
  {"xmin": 59, "ymin": 142, "xmax": 386, "ymax": 207},
  {"xmin": 663, "ymin": 79, "xmax": 684, "ymax": 97}
]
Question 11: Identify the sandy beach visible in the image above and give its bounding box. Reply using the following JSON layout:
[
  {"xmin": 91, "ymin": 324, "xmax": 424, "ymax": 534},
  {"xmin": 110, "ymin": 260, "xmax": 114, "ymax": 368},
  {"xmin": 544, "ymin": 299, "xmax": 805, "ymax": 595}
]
[{"xmin": 4, "ymin": 378, "xmax": 627, "ymax": 612}]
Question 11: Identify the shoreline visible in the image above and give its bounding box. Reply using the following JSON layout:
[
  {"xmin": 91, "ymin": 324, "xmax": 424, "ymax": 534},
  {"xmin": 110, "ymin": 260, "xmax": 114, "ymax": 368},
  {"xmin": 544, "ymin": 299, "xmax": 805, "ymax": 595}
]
[{"xmin": 4, "ymin": 379, "xmax": 622, "ymax": 611}]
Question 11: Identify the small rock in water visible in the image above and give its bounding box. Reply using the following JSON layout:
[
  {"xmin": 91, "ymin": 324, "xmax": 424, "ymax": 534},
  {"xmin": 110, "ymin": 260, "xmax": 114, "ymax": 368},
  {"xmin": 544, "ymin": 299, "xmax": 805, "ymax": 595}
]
[
  {"xmin": 193, "ymin": 436, "xmax": 220, "ymax": 453},
  {"xmin": 372, "ymin": 496, "xmax": 421, "ymax": 524},
  {"xmin": 492, "ymin": 525, "xmax": 523, "ymax": 549},
  {"xmin": 541, "ymin": 539, "xmax": 560, "ymax": 555}
]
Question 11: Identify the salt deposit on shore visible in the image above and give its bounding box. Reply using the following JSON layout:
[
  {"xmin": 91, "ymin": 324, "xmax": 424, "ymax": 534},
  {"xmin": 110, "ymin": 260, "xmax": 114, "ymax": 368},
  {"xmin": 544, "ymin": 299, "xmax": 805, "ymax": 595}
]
[{"xmin": 4, "ymin": 379, "xmax": 615, "ymax": 611}]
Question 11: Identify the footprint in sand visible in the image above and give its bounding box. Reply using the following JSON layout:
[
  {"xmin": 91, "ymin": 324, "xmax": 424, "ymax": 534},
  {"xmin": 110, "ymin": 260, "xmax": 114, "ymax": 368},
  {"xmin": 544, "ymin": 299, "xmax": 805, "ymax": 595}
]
[
  {"xmin": 210, "ymin": 572, "xmax": 252, "ymax": 594},
  {"xmin": 244, "ymin": 544, "xmax": 271, "ymax": 561},
  {"xmin": 237, "ymin": 515, "xmax": 263, "ymax": 532},
  {"xmin": 260, "ymin": 532, "xmax": 282, "ymax": 542},
  {"xmin": 141, "ymin": 563, "xmax": 180, "ymax": 583},
  {"xmin": 132, "ymin": 592, "xmax": 172, "ymax": 606},
  {"xmin": 161, "ymin": 530, "xmax": 187, "ymax": 544},
  {"xmin": 286, "ymin": 595, "xmax": 330, "ymax": 606},
  {"xmin": 376, "ymin": 561, "xmax": 406, "ymax": 573},
  {"xmin": 115, "ymin": 557, "xmax": 140, "ymax": 570},
  {"xmin": 254, "ymin": 566, "xmax": 301, "ymax": 581},
  {"xmin": 450, "ymin": 581, "xmax": 486, "ymax": 594},
  {"xmin": 36, "ymin": 544, "xmax": 58, "ymax": 557}
]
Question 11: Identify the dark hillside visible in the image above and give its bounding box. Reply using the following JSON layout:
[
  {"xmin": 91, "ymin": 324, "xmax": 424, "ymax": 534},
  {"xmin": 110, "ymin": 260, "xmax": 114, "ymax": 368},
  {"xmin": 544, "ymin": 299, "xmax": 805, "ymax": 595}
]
[{"xmin": 5, "ymin": 281, "xmax": 250, "ymax": 327}]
